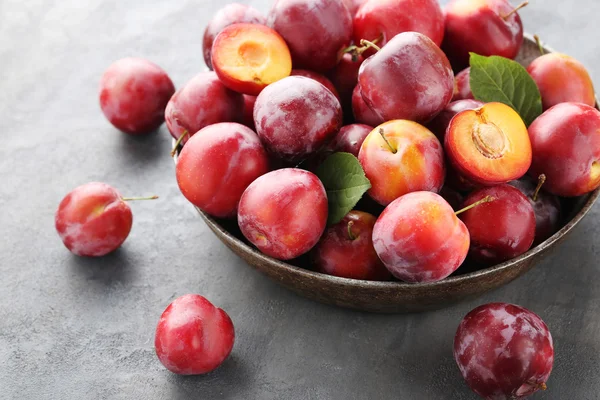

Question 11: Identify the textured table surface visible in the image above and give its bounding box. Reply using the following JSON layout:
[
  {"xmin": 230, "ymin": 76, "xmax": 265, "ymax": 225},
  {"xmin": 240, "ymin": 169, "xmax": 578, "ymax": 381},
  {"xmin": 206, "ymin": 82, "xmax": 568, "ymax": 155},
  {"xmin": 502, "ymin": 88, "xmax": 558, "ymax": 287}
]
[{"xmin": 2, "ymin": 0, "xmax": 600, "ymax": 399}]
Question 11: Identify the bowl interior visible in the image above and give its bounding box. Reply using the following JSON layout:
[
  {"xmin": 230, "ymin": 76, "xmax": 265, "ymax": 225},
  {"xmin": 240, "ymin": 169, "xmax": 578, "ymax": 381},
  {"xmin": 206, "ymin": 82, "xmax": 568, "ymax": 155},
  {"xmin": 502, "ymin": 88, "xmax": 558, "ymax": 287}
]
[{"xmin": 173, "ymin": 34, "xmax": 600, "ymax": 312}]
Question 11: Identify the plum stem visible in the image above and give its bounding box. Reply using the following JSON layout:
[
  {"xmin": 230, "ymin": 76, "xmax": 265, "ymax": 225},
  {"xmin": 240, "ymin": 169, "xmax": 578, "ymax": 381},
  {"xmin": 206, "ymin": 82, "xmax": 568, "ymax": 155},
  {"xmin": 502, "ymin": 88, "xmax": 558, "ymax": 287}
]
[
  {"xmin": 540, "ymin": 382, "xmax": 548, "ymax": 391},
  {"xmin": 532, "ymin": 174, "xmax": 547, "ymax": 202},
  {"xmin": 347, "ymin": 221, "xmax": 357, "ymax": 240},
  {"xmin": 502, "ymin": 1, "xmax": 528, "ymax": 20},
  {"xmin": 122, "ymin": 195, "xmax": 159, "ymax": 201},
  {"xmin": 343, "ymin": 35, "xmax": 382, "ymax": 61},
  {"xmin": 359, "ymin": 39, "xmax": 382, "ymax": 53},
  {"xmin": 171, "ymin": 130, "xmax": 189, "ymax": 157},
  {"xmin": 455, "ymin": 196, "xmax": 495, "ymax": 216},
  {"xmin": 379, "ymin": 128, "xmax": 397, "ymax": 154},
  {"xmin": 533, "ymin": 34, "xmax": 545, "ymax": 56}
]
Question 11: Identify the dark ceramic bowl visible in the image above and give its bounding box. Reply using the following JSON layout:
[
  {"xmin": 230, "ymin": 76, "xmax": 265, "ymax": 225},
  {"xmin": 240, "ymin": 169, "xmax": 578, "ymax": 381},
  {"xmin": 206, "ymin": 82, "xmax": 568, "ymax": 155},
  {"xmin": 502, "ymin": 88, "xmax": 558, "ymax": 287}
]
[{"xmin": 173, "ymin": 35, "xmax": 600, "ymax": 313}]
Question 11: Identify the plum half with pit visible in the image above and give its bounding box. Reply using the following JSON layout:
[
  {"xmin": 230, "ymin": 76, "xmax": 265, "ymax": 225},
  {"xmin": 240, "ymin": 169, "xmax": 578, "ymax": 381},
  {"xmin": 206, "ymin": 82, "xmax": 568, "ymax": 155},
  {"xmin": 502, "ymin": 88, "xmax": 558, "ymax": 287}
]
[
  {"xmin": 358, "ymin": 31, "xmax": 454, "ymax": 124},
  {"xmin": 211, "ymin": 23, "xmax": 292, "ymax": 96},
  {"xmin": 445, "ymin": 102, "xmax": 532, "ymax": 186}
]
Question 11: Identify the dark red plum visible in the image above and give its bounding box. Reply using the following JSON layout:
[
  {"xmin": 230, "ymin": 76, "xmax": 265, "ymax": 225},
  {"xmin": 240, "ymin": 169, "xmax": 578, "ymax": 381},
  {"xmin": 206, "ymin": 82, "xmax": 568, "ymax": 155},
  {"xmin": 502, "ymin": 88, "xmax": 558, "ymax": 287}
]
[
  {"xmin": 327, "ymin": 124, "xmax": 373, "ymax": 157},
  {"xmin": 253, "ymin": 76, "xmax": 342, "ymax": 163},
  {"xmin": 459, "ymin": 185, "xmax": 535, "ymax": 265},
  {"xmin": 453, "ymin": 67, "xmax": 474, "ymax": 101},
  {"xmin": 242, "ymin": 95, "xmax": 257, "ymax": 130},
  {"xmin": 509, "ymin": 175, "xmax": 562, "ymax": 246},
  {"xmin": 353, "ymin": 0, "xmax": 445, "ymax": 53},
  {"xmin": 443, "ymin": 0, "xmax": 525, "ymax": 70},
  {"xmin": 291, "ymin": 70, "xmax": 340, "ymax": 101},
  {"xmin": 454, "ymin": 303, "xmax": 554, "ymax": 399},
  {"xmin": 312, "ymin": 211, "xmax": 391, "ymax": 281},
  {"xmin": 268, "ymin": 0, "xmax": 353, "ymax": 72},
  {"xmin": 328, "ymin": 53, "xmax": 365, "ymax": 117},
  {"xmin": 352, "ymin": 85, "xmax": 383, "ymax": 127},
  {"xmin": 358, "ymin": 32, "xmax": 454, "ymax": 123}
]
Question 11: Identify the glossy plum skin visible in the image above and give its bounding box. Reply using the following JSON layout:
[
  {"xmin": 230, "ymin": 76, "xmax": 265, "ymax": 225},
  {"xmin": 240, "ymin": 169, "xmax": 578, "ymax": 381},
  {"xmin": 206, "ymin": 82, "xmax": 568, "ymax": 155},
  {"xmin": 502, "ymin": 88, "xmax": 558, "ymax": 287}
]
[
  {"xmin": 528, "ymin": 53, "xmax": 596, "ymax": 111},
  {"xmin": 460, "ymin": 185, "xmax": 535, "ymax": 265},
  {"xmin": 443, "ymin": 0, "xmax": 524, "ymax": 70},
  {"xmin": 176, "ymin": 123, "xmax": 270, "ymax": 219},
  {"xmin": 352, "ymin": 85, "xmax": 383, "ymax": 127},
  {"xmin": 291, "ymin": 70, "xmax": 340, "ymax": 100},
  {"xmin": 242, "ymin": 95, "xmax": 257, "ymax": 130},
  {"xmin": 353, "ymin": 0, "xmax": 444, "ymax": 50},
  {"xmin": 358, "ymin": 32, "xmax": 454, "ymax": 123},
  {"xmin": 427, "ymin": 99, "xmax": 484, "ymax": 142},
  {"xmin": 238, "ymin": 169, "xmax": 328, "ymax": 260},
  {"xmin": 165, "ymin": 72, "xmax": 244, "ymax": 145},
  {"xmin": 99, "ymin": 58, "xmax": 175, "ymax": 135},
  {"xmin": 327, "ymin": 123, "xmax": 373, "ymax": 157},
  {"xmin": 254, "ymin": 76, "xmax": 342, "ymax": 163},
  {"xmin": 268, "ymin": 0, "xmax": 353, "ymax": 72},
  {"xmin": 312, "ymin": 211, "xmax": 391, "ymax": 281},
  {"xmin": 55, "ymin": 182, "xmax": 132, "ymax": 257},
  {"xmin": 528, "ymin": 102, "xmax": 600, "ymax": 197},
  {"xmin": 509, "ymin": 177, "xmax": 562, "ymax": 246},
  {"xmin": 202, "ymin": 3, "xmax": 266, "ymax": 70},
  {"xmin": 155, "ymin": 294, "xmax": 235, "ymax": 375},
  {"xmin": 328, "ymin": 53, "xmax": 364, "ymax": 118},
  {"xmin": 454, "ymin": 303, "xmax": 554, "ymax": 400},
  {"xmin": 373, "ymin": 192, "xmax": 470, "ymax": 283},
  {"xmin": 453, "ymin": 68, "xmax": 474, "ymax": 101},
  {"xmin": 359, "ymin": 120, "xmax": 445, "ymax": 206}
]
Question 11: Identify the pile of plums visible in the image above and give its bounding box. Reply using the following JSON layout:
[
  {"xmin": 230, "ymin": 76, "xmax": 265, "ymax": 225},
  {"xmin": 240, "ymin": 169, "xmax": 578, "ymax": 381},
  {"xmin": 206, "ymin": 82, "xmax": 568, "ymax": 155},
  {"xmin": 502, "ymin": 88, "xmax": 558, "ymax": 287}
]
[{"xmin": 53, "ymin": 0, "xmax": 599, "ymax": 397}]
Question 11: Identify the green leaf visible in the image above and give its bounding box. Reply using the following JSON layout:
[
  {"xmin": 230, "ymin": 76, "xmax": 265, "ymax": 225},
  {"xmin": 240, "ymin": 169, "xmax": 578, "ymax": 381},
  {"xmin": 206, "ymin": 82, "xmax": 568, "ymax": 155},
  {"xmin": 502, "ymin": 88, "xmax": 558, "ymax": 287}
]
[
  {"xmin": 469, "ymin": 53, "xmax": 543, "ymax": 126},
  {"xmin": 315, "ymin": 152, "xmax": 372, "ymax": 225}
]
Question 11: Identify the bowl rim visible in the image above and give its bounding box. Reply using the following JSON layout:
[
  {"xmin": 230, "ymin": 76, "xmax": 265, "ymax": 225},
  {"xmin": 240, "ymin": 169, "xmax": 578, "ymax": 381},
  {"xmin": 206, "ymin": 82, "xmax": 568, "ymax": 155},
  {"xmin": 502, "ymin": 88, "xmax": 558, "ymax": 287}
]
[{"xmin": 173, "ymin": 32, "xmax": 600, "ymax": 290}]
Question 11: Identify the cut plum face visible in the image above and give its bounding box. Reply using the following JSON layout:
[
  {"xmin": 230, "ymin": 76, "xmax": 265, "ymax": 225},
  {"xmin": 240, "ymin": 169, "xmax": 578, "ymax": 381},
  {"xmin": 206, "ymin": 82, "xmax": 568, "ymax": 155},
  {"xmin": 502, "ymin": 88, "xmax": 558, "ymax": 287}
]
[
  {"xmin": 212, "ymin": 23, "xmax": 292, "ymax": 96},
  {"xmin": 445, "ymin": 102, "xmax": 532, "ymax": 186}
]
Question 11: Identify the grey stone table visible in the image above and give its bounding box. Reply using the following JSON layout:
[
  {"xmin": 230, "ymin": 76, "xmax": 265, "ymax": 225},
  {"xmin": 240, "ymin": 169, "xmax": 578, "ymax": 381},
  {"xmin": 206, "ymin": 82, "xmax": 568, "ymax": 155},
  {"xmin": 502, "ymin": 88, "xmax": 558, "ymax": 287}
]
[{"xmin": 1, "ymin": 0, "xmax": 599, "ymax": 398}]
